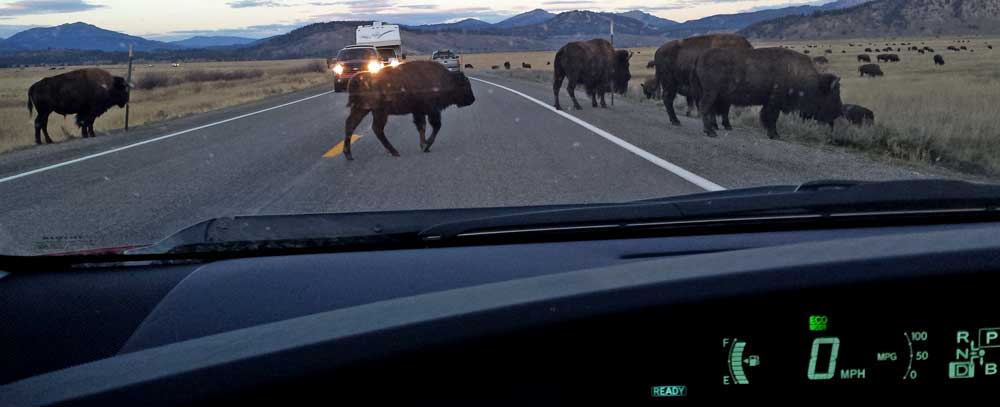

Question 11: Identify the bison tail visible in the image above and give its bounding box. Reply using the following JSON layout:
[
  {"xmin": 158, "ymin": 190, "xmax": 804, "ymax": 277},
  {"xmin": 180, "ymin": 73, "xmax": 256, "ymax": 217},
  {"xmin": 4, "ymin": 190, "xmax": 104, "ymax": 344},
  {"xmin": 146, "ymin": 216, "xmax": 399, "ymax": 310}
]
[{"xmin": 552, "ymin": 49, "xmax": 565, "ymax": 81}]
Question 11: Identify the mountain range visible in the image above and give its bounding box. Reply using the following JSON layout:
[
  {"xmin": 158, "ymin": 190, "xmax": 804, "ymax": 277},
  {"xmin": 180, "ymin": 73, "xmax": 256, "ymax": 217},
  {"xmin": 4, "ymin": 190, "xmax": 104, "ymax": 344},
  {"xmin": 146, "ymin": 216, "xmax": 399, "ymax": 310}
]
[
  {"xmin": 742, "ymin": 0, "xmax": 1000, "ymax": 39},
  {"xmin": 6, "ymin": 22, "xmax": 178, "ymax": 52},
  {"xmin": 168, "ymin": 36, "xmax": 258, "ymax": 48}
]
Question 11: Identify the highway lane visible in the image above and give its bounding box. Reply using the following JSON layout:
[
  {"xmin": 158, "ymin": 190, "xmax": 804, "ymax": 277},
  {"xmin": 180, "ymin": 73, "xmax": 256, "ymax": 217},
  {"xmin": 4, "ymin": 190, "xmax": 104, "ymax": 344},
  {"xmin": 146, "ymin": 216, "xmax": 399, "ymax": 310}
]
[{"xmin": 0, "ymin": 78, "xmax": 708, "ymax": 255}]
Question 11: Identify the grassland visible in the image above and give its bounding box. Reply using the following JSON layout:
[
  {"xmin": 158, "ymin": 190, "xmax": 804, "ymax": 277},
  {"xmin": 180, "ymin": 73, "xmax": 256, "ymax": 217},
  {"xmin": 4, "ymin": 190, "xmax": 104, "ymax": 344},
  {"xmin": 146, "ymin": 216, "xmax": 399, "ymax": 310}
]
[
  {"xmin": 0, "ymin": 59, "xmax": 330, "ymax": 154},
  {"xmin": 464, "ymin": 37, "xmax": 1000, "ymax": 177}
]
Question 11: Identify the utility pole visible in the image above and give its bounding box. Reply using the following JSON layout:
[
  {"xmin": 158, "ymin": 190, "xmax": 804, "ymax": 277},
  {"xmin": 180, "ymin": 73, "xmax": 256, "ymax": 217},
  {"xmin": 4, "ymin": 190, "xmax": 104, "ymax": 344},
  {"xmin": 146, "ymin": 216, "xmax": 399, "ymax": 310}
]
[
  {"xmin": 610, "ymin": 18, "xmax": 615, "ymax": 106},
  {"xmin": 125, "ymin": 44, "xmax": 133, "ymax": 131}
]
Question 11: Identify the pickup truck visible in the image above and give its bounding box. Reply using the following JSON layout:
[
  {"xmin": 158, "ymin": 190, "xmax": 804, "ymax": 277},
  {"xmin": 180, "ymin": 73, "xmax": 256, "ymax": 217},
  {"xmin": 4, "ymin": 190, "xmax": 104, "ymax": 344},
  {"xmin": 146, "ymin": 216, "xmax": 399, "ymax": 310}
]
[
  {"xmin": 432, "ymin": 50, "xmax": 461, "ymax": 72},
  {"xmin": 330, "ymin": 45, "xmax": 384, "ymax": 92}
]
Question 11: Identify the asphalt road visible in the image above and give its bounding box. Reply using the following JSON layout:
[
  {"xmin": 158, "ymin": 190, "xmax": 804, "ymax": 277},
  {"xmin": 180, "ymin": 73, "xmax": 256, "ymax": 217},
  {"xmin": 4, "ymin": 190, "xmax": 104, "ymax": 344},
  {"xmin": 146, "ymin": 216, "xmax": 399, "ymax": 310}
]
[{"xmin": 0, "ymin": 72, "xmax": 981, "ymax": 255}]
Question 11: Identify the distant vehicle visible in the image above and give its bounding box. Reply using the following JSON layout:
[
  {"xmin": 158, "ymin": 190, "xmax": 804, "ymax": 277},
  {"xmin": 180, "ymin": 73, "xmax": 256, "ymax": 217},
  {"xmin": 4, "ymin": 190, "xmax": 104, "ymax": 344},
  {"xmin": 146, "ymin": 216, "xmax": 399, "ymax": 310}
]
[
  {"xmin": 356, "ymin": 22, "xmax": 402, "ymax": 67},
  {"xmin": 432, "ymin": 50, "xmax": 461, "ymax": 72},
  {"xmin": 171, "ymin": 63, "xmax": 181, "ymax": 68},
  {"xmin": 331, "ymin": 45, "xmax": 384, "ymax": 93}
]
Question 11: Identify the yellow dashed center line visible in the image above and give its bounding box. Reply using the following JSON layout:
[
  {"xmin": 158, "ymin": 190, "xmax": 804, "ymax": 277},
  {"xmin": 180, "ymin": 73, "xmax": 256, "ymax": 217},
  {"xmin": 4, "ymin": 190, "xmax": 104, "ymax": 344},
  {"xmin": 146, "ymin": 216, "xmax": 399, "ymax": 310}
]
[{"xmin": 323, "ymin": 134, "xmax": 363, "ymax": 158}]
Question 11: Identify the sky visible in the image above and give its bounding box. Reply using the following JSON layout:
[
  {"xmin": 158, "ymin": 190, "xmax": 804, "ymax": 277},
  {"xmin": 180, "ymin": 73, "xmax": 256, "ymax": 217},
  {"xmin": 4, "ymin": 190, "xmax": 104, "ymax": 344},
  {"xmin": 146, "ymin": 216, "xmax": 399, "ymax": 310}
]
[{"xmin": 0, "ymin": 0, "xmax": 830, "ymax": 40}]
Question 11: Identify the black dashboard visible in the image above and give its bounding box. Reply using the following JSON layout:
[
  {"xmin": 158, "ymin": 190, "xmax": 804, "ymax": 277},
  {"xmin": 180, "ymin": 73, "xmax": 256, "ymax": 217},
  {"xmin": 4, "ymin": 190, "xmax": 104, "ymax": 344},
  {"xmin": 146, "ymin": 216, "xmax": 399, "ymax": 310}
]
[{"xmin": 3, "ymin": 221, "xmax": 1000, "ymax": 404}]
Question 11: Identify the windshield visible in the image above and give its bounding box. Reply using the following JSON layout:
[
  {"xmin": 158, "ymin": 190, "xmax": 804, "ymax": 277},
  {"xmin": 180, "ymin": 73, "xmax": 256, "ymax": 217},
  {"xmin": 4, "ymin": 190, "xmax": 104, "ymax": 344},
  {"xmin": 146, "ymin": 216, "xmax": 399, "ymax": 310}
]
[
  {"xmin": 0, "ymin": 1, "xmax": 997, "ymax": 256},
  {"xmin": 337, "ymin": 48, "xmax": 378, "ymax": 60},
  {"xmin": 378, "ymin": 48, "xmax": 397, "ymax": 61}
]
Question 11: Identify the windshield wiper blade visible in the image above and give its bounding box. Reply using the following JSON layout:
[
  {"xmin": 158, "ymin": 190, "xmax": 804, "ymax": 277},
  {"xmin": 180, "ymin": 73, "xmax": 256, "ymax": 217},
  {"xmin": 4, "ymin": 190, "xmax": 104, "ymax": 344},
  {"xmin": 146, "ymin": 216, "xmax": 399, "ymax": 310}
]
[{"xmin": 419, "ymin": 180, "xmax": 1000, "ymax": 240}]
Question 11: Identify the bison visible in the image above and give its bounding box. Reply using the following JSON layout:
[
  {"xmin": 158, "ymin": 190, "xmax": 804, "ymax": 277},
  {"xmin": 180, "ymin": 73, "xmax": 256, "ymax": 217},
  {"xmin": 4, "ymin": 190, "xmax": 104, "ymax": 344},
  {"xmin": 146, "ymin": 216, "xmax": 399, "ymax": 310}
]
[
  {"xmin": 858, "ymin": 54, "xmax": 872, "ymax": 62},
  {"xmin": 27, "ymin": 68, "xmax": 129, "ymax": 144},
  {"xmin": 491, "ymin": 65, "xmax": 500, "ymax": 70},
  {"xmin": 640, "ymin": 77, "xmax": 660, "ymax": 100},
  {"xmin": 646, "ymin": 60, "xmax": 655, "ymax": 69},
  {"xmin": 842, "ymin": 104, "xmax": 874, "ymax": 126},
  {"xmin": 825, "ymin": 49, "xmax": 833, "ymax": 54},
  {"xmin": 865, "ymin": 48, "xmax": 873, "ymax": 52},
  {"xmin": 692, "ymin": 47, "xmax": 842, "ymax": 139},
  {"xmin": 521, "ymin": 62, "xmax": 532, "ymax": 69},
  {"xmin": 652, "ymin": 33, "xmax": 752, "ymax": 125},
  {"xmin": 812, "ymin": 56, "xmax": 830, "ymax": 65},
  {"xmin": 342, "ymin": 61, "xmax": 475, "ymax": 161},
  {"xmin": 464, "ymin": 64, "xmax": 474, "ymax": 69},
  {"xmin": 503, "ymin": 61, "xmax": 511, "ymax": 69},
  {"xmin": 552, "ymin": 38, "xmax": 631, "ymax": 110},
  {"xmin": 934, "ymin": 55, "xmax": 945, "ymax": 65},
  {"xmin": 859, "ymin": 64, "xmax": 884, "ymax": 77}
]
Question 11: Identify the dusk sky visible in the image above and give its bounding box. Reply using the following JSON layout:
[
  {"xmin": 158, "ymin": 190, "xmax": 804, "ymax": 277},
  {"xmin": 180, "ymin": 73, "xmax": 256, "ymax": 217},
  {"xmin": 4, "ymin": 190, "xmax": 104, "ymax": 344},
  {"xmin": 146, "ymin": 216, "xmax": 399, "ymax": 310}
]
[{"xmin": 0, "ymin": 0, "xmax": 829, "ymax": 40}]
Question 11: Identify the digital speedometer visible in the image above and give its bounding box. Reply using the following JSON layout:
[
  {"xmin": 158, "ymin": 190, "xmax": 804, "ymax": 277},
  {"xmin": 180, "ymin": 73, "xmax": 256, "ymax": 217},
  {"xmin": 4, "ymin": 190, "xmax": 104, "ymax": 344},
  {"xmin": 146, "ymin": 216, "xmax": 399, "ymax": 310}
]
[{"xmin": 721, "ymin": 315, "xmax": 931, "ymax": 387}]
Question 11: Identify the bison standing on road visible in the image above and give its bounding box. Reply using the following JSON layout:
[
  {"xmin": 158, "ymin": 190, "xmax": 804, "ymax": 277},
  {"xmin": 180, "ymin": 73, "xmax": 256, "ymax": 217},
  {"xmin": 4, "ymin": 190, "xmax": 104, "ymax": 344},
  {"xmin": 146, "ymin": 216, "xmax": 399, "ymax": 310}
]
[
  {"xmin": 934, "ymin": 55, "xmax": 946, "ymax": 65},
  {"xmin": 842, "ymin": 104, "xmax": 874, "ymax": 126},
  {"xmin": 343, "ymin": 61, "xmax": 475, "ymax": 160},
  {"xmin": 27, "ymin": 68, "xmax": 129, "ymax": 144},
  {"xmin": 652, "ymin": 33, "xmax": 752, "ymax": 126},
  {"xmin": 859, "ymin": 64, "xmax": 884, "ymax": 77},
  {"xmin": 641, "ymin": 77, "xmax": 660, "ymax": 100},
  {"xmin": 552, "ymin": 38, "xmax": 631, "ymax": 110},
  {"xmin": 692, "ymin": 47, "xmax": 842, "ymax": 139},
  {"xmin": 858, "ymin": 54, "xmax": 872, "ymax": 62}
]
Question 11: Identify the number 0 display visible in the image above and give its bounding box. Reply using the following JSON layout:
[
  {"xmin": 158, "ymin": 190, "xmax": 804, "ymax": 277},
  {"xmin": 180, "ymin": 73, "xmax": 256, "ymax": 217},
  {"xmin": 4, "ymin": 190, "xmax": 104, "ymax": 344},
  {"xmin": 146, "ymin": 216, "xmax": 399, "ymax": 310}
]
[{"xmin": 807, "ymin": 337, "xmax": 841, "ymax": 380}]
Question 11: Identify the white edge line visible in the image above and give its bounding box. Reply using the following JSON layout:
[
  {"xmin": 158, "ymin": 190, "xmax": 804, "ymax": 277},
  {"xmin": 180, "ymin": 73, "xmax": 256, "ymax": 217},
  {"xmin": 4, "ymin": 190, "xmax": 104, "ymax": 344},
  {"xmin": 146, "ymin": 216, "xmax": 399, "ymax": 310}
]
[
  {"xmin": 0, "ymin": 90, "xmax": 336, "ymax": 184},
  {"xmin": 471, "ymin": 77, "xmax": 725, "ymax": 192}
]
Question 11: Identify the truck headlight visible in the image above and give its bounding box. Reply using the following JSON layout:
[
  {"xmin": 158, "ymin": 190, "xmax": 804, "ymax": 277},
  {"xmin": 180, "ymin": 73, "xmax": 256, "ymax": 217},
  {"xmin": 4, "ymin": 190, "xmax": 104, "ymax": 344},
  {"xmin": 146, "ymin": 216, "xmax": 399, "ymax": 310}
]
[
  {"xmin": 368, "ymin": 60, "xmax": 383, "ymax": 73},
  {"xmin": 333, "ymin": 64, "xmax": 344, "ymax": 75}
]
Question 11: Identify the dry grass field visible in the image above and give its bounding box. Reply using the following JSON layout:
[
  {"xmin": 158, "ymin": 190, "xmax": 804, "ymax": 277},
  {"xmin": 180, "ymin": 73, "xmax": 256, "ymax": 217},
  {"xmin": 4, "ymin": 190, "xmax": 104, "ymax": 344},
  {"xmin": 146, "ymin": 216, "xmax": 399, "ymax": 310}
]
[
  {"xmin": 464, "ymin": 37, "xmax": 1000, "ymax": 176},
  {"xmin": 0, "ymin": 59, "xmax": 330, "ymax": 154}
]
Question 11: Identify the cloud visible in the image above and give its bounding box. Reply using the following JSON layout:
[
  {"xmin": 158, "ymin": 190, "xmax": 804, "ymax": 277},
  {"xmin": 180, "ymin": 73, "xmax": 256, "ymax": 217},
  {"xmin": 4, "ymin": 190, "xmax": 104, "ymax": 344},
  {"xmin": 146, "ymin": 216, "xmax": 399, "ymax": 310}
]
[
  {"xmin": 0, "ymin": 24, "xmax": 42, "ymax": 37},
  {"xmin": 226, "ymin": 0, "xmax": 289, "ymax": 8},
  {"xmin": 146, "ymin": 23, "xmax": 305, "ymax": 41},
  {"xmin": 0, "ymin": 0, "xmax": 104, "ymax": 16},
  {"xmin": 312, "ymin": 7, "xmax": 507, "ymax": 25}
]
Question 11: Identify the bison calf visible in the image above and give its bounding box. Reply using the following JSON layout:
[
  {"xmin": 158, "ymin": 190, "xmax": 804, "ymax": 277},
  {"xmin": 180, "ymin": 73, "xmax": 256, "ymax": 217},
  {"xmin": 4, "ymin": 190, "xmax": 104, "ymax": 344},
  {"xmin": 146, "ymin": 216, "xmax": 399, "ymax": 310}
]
[
  {"xmin": 859, "ymin": 64, "xmax": 884, "ymax": 77},
  {"xmin": 28, "ymin": 68, "xmax": 129, "ymax": 144},
  {"xmin": 641, "ymin": 77, "xmax": 660, "ymax": 100},
  {"xmin": 842, "ymin": 104, "xmax": 874, "ymax": 126},
  {"xmin": 343, "ymin": 61, "xmax": 475, "ymax": 160}
]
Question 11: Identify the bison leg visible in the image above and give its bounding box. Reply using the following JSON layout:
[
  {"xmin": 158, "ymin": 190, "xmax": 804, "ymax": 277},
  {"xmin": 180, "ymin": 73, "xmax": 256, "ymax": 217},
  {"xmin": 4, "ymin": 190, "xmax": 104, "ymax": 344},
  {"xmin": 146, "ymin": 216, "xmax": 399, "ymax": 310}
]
[
  {"xmin": 424, "ymin": 111, "xmax": 442, "ymax": 153},
  {"xmin": 760, "ymin": 105, "xmax": 781, "ymax": 139},
  {"xmin": 343, "ymin": 107, "xmax": 369, "ymax": 161},
  {"xmin": 590, "ymin": 91, "xmax": 598, "ymax": 108},
  {"xmin": 599, "ymin": 92, "xmax": 608, "ymax": 109},
  {"xmin": 371, "ymin": 109, "xmax": 400, "ymax": 157},
  {"xmin": 719, "ymin": 104, "xmax": 733, "ymax": 131},
  {"xmin": 413, "ymin": 113, "xmax": 428, "ymax": 151},
  {"xmin": 34, "ymin": 111, "xmax": 53, "ymax": 144},
  {"xmin": 553, "ymin": 70, "xmax": 565, "ymax": 110},
  {"xmin": 566, "ymin": 77, "xmax": 583, "ymax": 110},
  {"xmin": 685, "ymin": 95, "xmax": 697, "ymax": 117},
  {"xmin": 663, "ymin": 87, "xmax": 682, "ymax": 126},
  {"xmin": 698, "ymin": 92, "xmax": 719, "ymax": 137}
]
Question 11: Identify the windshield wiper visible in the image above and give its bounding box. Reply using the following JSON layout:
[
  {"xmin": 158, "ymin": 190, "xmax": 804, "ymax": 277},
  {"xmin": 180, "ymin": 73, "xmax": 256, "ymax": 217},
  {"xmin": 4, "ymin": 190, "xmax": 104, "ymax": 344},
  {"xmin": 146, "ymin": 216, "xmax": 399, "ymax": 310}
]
[{"xmin": 418, "ymin": 180, "xmax": 1000, "ymax": 241}]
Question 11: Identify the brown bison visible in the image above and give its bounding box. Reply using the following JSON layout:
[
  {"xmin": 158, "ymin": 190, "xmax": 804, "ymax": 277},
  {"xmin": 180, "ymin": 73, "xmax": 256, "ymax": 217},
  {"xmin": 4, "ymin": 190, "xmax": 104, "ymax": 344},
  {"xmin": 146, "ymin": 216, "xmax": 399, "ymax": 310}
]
[
  {"xmin": 640, "ymin": 77, "xmax": 660, "ymax": 100},
  {"xmin": 652, "ymin": 33, "xmax": 752, "ymax": 125},
  {"xmin": 343, "ymin": 61, "xmax": 475, "ymax": 160},
  {"xmin": 27, "ymin": 68, "xmax": 129, "ymax": 144},
  {"xmin": 858, "ymin": 54, "xmax": 872, "ymax": 62},
  {"xmin": 934, "ymin": 55, "xmax": 945, "ymax": 65},
  {"xmin": 692, "ymin": 47, "xmax": 842, "ymax": 139},
  {"xmin": 859, "ymin": 64, "xmax": 884, "ymax": 77},
  {"xmin": 504, "ymin": 61, "xmax": 511, "ymax": 69},
  {"xmin": 842, "ymin": 104, "xmax": 874, "ymax": 126},
  {"xmin": 552, "ymin": 38, "xmax": 631, "ymax": 110}
]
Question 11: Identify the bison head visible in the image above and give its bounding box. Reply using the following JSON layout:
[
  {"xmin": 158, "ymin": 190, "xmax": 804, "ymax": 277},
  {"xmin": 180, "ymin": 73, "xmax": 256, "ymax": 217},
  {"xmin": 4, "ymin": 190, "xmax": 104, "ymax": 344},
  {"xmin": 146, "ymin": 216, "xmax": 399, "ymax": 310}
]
[
  {"xmin": 800, "ymin": 74, "xmax": 843, "ymax": 126},
  {"xmin": 449, "ymin": 72, "xmax": 475, "ymax": 108},
  {"xmin": 111, "ymin": 76, "xmax": 130, "ymax": 108},
  {"xmin": 612, "ymin": 50, "xmax": 632, "ymax": 95}
]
